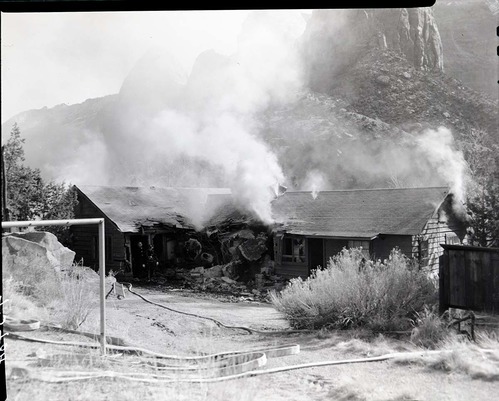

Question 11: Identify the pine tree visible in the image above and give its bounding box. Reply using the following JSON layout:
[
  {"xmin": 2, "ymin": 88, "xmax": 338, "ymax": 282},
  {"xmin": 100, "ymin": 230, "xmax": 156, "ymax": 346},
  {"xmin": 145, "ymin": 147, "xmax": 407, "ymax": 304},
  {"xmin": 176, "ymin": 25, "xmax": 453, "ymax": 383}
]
[
  {"xmin": 463, "ymin": 129, "xmax": 499, "ymax": 247},
  {"xmin": 2, "ymin": 123, "xmax": 78, "ymax": 245}
]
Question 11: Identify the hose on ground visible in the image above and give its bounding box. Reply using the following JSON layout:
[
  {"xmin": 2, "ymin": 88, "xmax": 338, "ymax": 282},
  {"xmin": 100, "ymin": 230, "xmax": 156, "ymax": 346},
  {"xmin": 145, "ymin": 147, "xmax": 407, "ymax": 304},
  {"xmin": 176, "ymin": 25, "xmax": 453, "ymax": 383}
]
[
  {"xmin": 6, "ymin": 332, "xmax": 299, "ymax": 362},
  {"xmin": 120, "ymin": 282, "xmax": 312, "ymax": 335},
  {"xmin": 9, "ymin": 349, "xmax": 457, "ymax": 383}
]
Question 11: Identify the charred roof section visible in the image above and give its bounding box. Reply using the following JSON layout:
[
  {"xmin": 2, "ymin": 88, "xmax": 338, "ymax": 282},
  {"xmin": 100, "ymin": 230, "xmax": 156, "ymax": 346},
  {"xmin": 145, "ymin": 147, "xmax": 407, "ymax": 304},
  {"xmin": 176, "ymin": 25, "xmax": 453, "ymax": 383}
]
[{"xmin": 75, "ymin": 185, "xmax": 231, "ymax": 233}]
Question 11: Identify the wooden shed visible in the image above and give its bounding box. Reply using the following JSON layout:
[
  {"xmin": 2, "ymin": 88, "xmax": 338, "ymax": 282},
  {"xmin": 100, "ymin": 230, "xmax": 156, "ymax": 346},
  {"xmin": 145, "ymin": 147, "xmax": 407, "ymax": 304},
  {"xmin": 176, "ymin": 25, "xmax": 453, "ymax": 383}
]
[
  {"xmin": 71, "ymin": 185, "xmax": 230, "ymax": 277},
  {"xmin": 271, "ymin": 187, "xmax": 467, "ymax": 278}
]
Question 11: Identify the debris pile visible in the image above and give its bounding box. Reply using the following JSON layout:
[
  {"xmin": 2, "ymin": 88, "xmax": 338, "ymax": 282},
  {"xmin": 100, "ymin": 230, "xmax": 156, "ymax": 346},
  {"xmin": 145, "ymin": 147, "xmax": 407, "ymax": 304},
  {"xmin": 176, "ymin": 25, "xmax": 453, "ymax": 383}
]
[{"xmin": 176, "ymin": 260, "xmax": 287, "ymax": 303}]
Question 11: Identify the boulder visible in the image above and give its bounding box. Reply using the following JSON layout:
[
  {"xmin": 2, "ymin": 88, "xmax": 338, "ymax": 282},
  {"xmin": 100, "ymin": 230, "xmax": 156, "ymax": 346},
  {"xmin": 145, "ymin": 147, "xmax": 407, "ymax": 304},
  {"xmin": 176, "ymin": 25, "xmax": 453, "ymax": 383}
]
[
  {"xmin": 10, "ymin": 231, "xmax": 75, "ymax": 270},
  {"xmin": 2, "ymin": 235, "xmax": 64, "ymax": 295}
]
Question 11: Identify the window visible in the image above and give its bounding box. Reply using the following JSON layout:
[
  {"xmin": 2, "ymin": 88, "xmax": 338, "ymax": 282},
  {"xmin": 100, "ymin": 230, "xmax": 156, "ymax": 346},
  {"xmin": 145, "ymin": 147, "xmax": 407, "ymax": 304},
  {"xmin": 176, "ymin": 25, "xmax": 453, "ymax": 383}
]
[
  {"xmin": 282, "ymin": 237, "xmax": 306, "ymax": 263},
  {"xmin": 348, "ymin": 240, "xmax": 370, "ymax": 258},
  {"xmin": 417, "ymin": 238, "xmax": 429, "ymax": 266}
]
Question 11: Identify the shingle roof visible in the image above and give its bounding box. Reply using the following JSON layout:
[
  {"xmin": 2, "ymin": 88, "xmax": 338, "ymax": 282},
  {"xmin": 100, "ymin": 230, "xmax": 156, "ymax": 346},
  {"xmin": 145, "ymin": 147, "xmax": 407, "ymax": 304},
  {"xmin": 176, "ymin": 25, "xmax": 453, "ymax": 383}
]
[
  {"xmin": 76, "ymin": 185, "xmax": 231, "ymax": 233},
  {"xmin": 271, "ymin": 187, "xmax": 450, "ymax": 238}
]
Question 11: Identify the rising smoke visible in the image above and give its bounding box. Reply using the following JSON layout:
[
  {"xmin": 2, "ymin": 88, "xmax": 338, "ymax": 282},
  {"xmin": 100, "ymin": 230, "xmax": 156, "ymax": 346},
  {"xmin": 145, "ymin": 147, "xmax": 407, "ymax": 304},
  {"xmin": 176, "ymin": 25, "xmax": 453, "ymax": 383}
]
[
  {"xmin": 108, "ymin": 10, "xmax": 307, "ymax": 225},
  {"xmin": 10, "ymin": 10, "xmax": 474, "ymax": 227},
  {"xmin": 292, "ymin": 125, "xmax": 470, "ymax": 216}
]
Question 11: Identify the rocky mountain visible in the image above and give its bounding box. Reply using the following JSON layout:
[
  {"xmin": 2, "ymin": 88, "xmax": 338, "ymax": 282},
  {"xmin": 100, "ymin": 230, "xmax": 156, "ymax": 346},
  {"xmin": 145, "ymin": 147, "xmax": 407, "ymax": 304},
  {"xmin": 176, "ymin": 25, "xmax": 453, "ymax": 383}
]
[
  {"xmin": 301, "ymin": 8, "xmax": 444, "ymax": 94},
  {"xmin": 432, "ymin": 0, "xmax": 498, "ymax": 100},
  {"xmin": 2, "ymin": 7, "xmax": 497, "ymax": 205}
]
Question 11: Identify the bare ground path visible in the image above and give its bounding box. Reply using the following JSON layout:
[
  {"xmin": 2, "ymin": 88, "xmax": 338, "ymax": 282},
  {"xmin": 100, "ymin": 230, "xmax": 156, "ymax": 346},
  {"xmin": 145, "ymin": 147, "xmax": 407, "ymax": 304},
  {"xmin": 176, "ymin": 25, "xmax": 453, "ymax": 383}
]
[{"xmin": 5, "ymin": 285, "xmax": 499, "ymax": 401}]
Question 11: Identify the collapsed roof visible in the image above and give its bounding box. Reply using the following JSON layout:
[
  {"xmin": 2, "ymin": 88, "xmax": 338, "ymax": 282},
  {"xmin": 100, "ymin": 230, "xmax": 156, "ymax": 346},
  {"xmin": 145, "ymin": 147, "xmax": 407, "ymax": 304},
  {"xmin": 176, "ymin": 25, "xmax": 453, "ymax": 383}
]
[{"xmin": 75, "ymin": 185, "xmax": 231, "ymax": 233}]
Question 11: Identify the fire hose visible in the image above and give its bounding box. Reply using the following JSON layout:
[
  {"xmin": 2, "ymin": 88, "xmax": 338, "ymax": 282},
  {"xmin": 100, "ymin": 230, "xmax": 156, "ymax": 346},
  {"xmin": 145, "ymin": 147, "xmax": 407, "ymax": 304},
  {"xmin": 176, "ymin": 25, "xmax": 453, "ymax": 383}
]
[
  {"xmin": 120, "ymin": 282, "xmax": 312, "ymax": 335},
  {"xmin": 6, "ymin": 331, "xmax": 456, "ymax": 384},
  {"xmin": 7, "ymin": 285, "xmax": 486, "ymax": 384}
]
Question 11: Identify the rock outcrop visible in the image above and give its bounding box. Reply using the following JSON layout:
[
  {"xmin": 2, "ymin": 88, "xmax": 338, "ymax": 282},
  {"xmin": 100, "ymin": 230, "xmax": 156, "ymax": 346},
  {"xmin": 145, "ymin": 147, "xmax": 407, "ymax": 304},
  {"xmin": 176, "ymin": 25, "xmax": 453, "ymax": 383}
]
[
  {"xmin": 2, "ymin": 231, "xmax": 75, "ymax": 284},
  {"xmin": 301, "ymin": 8, "xmax": 444, "ymax": 93},
  {"xmin": 9, "ymin": 231, "xmax": 76, "ymax": 270},
  {"xmin": 2, "ymin": 232, "xmax": 75, "ymax": 298}
]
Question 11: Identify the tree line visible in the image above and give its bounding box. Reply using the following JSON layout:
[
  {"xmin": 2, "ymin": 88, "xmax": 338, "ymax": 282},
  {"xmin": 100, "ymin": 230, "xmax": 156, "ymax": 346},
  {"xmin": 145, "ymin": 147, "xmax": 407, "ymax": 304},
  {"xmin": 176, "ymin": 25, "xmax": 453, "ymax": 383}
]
[{"xmin": 1, "ymin": 123, "xmax": 77, "ymax": 245}]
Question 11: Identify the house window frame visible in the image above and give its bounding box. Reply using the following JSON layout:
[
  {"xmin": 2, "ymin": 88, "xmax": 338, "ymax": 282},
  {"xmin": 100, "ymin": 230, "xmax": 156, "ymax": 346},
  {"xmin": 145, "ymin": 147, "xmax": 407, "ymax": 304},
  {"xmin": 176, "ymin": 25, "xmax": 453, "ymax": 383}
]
[
  {"xmin": 347, "ymin": 240, "xmax": 371, "ymax": 259},
  {"xmin": 282, "ymin": 236, "xmax": 307, "ymax": 264}
]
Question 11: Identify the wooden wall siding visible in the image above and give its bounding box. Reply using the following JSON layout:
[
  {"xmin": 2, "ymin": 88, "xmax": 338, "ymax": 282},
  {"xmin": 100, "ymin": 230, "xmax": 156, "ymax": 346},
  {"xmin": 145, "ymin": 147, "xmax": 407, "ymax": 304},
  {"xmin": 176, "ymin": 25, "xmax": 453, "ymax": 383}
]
[
  {"xmin": 414, "ymin": 216, "xmax": 465, "ymax": 273},
  {"xmin": 72, "ymin": 193, "xmax": 125, "ymax": 273},
  {"xmin": 372, "ymin": 235, "xmax": 412, "ymax": 261},
  {"xmin": 274, "ymin": 263, "xmax": 309, "ymax": 279},
  {"xmin": 439, "ymin": 245, "xmax": 499, "ymax": 314},
  {"xmin": 324, "ymin": 239, "xmax": 348, "ymax": 266}
]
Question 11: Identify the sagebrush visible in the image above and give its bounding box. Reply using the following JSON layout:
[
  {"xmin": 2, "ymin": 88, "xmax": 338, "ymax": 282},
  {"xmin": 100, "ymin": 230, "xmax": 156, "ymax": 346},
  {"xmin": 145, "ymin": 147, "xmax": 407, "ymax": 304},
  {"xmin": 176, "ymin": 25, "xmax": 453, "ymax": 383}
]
[
  {"xmin": 3, "ymin": 257, "xmax": 98, "ymax": 329},
  {"xmin": 270, "ymin": 247, "xmax": 437, "ymax": 331}
]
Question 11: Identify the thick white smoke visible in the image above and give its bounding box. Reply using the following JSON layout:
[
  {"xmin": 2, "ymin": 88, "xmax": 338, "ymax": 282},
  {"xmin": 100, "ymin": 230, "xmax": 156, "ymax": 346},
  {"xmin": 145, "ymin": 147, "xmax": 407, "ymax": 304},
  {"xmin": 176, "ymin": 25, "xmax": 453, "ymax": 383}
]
[
  {"xmin": 414, "ymin": 126, "xmax": 470, "ymax": 215},
  {"xmin": 142, "ymin": 11, "xmax": 306, "ymax": 224},
  {"xmin": 149, "ymin": 110, "xmax": 284, "ymax": 224}
]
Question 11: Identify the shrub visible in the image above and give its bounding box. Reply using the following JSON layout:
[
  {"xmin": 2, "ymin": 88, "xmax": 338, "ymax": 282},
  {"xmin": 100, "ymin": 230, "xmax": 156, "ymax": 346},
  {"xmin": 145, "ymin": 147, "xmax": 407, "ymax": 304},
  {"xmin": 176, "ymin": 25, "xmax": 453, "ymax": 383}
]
[
  {"xmin": 270, "ymin": 247, "xmax": 437, "ymax": 331},
  {"xmin": 50, "ymin": 265, "xmax": 98, "ymax": 330},
  {"xmin": 3, "ymin": 260, "xmax": 97, "ymax": 330},
  {"xmin": 2, "ymin": 277, "xmax": 49, "ymax": 321},
  {"xmin": 410, "ymin": 305, "xmax": 448, "ymax": 349}
]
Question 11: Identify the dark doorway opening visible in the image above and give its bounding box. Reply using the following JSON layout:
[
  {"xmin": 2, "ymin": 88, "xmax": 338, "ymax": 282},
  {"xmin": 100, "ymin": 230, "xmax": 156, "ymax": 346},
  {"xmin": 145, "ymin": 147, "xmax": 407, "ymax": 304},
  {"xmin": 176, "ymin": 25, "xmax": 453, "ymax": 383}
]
[
  {"xmin": 130, "ymin": 235, "xmax": 148, "ymax": 278},
  {"xmin": 308, "ymin": 238, "xmax": 324, "ymax": 274}
]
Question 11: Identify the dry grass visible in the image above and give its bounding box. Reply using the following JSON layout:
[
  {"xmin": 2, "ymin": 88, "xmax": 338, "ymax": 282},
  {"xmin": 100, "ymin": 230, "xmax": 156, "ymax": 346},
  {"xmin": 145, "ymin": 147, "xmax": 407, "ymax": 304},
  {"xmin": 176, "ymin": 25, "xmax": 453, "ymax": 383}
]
[
  {"xmin": 395, "ymin": 330, "xmax": 499, "ymax": 381},
  {"xmin": 3, "ymin": 258, "xmax": 99, "ymax": 330},
  {"xmin": 49, "ymin": 268, "xmax": 98, "ymax": 330},
  {"xmin": 2, "ymin": 277, "xmax": 49, "ymax": 321},
  {"xmin": 270, "ymin": 248, "xmax": 436, "ymax": 331},
  {"xmin": 409, "ymin": 305, "xmax": 448, "ymax": 349}
]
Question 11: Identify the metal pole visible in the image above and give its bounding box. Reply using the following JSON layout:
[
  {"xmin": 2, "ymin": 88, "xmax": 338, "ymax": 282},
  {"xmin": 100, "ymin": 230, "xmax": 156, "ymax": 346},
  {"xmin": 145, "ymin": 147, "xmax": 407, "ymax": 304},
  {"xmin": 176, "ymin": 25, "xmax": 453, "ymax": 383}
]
[
  {"xmin": 1, "ymin": 218, "xmax": 104, "ymax": 228},
  {"xmin": 98, "ymin": 219, "xmax": 106, "ymax": 356},
  {"xmin": 1, "ymin": 218, "xmax": 107, "ymax": 356}
]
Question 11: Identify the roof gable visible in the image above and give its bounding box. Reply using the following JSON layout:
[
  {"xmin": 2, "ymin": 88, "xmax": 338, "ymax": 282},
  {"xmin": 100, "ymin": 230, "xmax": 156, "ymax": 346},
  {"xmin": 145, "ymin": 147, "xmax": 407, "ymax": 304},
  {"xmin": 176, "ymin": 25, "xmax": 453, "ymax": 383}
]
[{"xmin": 271, "ymin": 187, "xmax": 450, "ymax": 237}]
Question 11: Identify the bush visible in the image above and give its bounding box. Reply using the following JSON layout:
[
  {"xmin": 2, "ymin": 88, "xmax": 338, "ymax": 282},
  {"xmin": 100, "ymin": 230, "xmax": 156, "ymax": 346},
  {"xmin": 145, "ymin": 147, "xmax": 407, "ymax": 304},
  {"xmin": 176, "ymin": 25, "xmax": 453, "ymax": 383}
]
[
  {"xmin": 270, "ymin": 247, "xmax": 437, "ymax": 331},
  {"xmin": 410, "ymin": 305, "xmax": 448, "ymax": 348},
  {"xmin": 3, "ymin": 260, "xmax": 97, "ymax": 330},
  {"xmin": 50, "ymin": 268, "xmax": 97, "ymax": 329}
]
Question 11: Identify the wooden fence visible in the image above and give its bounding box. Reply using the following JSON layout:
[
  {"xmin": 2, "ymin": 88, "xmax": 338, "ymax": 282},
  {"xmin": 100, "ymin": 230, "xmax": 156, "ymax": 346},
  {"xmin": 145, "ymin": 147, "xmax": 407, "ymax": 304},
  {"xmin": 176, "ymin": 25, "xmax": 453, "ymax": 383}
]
[{"xmin": 439, "ymin": 244, "xmax": 499, "ymax": 314}]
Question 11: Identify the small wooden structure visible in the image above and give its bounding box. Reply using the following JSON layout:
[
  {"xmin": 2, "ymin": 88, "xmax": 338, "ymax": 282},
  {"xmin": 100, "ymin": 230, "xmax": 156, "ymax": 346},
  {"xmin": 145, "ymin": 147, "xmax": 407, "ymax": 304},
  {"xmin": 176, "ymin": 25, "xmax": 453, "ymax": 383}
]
[{"xmin": 439, "ymin": 244, "xmax": 499, "ymax": 314}]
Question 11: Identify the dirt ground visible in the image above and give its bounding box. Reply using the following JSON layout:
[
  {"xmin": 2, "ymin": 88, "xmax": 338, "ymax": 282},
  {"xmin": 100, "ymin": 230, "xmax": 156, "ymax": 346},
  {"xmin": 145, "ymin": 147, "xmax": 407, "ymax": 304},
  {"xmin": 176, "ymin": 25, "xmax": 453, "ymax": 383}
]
[{"xmin": 5, "ymin": 284, "xmax": 499, "ymax": 401}]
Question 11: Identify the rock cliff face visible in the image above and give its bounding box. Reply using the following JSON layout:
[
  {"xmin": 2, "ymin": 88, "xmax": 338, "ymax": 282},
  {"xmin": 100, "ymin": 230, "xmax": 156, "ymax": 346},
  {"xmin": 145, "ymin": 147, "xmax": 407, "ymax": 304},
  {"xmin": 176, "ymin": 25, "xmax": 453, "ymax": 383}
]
[
  {"xmin": 301, "ymin": 8, "xmax": 444, "ymax": 93},
  {"xmin": 433, "ymin": 0, "xmax": 497, "ymax": 100}
]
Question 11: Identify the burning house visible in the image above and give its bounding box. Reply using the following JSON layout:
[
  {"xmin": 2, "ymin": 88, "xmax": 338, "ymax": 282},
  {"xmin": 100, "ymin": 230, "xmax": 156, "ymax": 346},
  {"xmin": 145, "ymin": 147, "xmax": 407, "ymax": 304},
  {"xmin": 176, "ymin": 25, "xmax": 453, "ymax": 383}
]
[
  {"xmin": 72, "ymin": 184, "xmax": 468, "ymax": 284},
  {"xmin": 71, "ymin": 185, "xmax": 230, "ymax": 278},
  {"xmin": 271, "ymin": 187, "xmax": 468, "ymax": 278}
]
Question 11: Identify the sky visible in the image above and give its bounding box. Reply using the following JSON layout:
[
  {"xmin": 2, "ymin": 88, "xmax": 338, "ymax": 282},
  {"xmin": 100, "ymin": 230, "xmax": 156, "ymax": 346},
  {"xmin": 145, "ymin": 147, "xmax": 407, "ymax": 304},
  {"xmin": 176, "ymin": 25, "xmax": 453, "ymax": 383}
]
[{"xmin": 1, "ymin": 10, "xmax": 312, "ymax": 123}]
